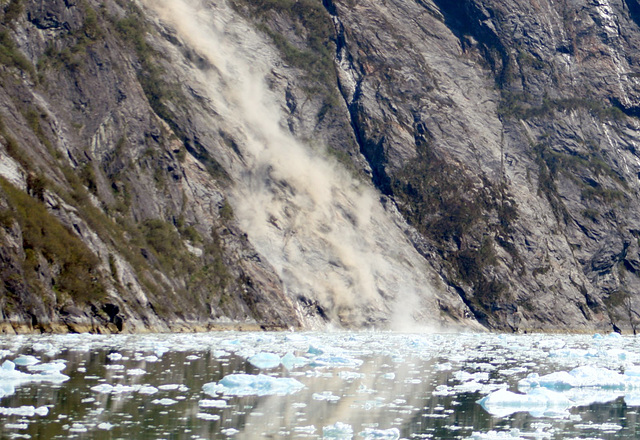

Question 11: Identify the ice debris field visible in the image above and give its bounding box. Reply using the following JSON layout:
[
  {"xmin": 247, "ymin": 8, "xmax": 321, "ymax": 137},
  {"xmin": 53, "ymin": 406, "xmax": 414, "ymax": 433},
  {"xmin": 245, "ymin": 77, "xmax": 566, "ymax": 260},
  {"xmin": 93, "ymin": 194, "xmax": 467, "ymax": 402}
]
[{"xmin": 1, "ymin": 331, "xmax": 640, "ymax": 439}]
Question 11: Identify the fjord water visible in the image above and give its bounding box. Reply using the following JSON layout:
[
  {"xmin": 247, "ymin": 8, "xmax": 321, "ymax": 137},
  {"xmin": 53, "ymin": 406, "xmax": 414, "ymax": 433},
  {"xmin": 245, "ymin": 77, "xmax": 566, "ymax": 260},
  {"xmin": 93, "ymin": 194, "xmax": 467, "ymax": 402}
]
[{"xmin": 1, "ymin": 332, "xmax": 640, "ymax": 439}]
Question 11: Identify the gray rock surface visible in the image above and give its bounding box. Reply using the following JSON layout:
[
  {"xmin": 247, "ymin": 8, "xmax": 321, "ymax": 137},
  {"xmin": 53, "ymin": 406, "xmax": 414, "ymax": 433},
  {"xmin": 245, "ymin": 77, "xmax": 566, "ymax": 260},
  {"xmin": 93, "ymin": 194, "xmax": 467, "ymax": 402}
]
[{"xmin": 2, "ymin": 0, "xmax": 640, "ymax": 333}]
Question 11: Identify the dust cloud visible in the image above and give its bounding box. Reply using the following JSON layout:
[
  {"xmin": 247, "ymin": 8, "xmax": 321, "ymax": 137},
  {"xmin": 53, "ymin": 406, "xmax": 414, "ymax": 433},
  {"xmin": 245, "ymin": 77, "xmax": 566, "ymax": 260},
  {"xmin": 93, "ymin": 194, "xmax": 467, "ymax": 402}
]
[{"xmin": 142, "ymin": 0, "xmax": 440, "ymax": 330}]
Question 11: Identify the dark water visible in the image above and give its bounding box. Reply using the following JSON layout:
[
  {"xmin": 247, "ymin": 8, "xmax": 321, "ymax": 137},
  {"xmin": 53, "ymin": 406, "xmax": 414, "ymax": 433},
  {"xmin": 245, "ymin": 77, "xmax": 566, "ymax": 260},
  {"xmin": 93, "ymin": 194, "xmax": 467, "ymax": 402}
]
[{"xmin": 0, "ymin": 332, "xmax": 639, "ymax": 439}]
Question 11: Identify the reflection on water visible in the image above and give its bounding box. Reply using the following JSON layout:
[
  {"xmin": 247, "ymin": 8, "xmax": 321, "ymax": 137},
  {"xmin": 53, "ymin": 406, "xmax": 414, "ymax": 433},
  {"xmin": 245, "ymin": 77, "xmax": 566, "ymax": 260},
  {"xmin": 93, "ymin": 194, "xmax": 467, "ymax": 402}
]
[{"xmin": 1, "ymin": 332, "xmax": 640, "ymax": 439}]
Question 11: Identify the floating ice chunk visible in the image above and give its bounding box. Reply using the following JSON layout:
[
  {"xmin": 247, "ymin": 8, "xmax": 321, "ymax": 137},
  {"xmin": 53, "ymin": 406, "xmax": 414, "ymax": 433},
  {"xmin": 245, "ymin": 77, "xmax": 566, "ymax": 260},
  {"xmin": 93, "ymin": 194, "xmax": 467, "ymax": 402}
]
[
  {"xmin": 281, "ymin": 352, "xmax": 309, "ymax": 370},
  {"xmin": 433, "ymin": 385, "xmax": 455, "ymax": 396},
  {"xmin": 574, "ymin": 422, "xmax": 622, "ymax": 431},
  {"xmin": 563, "ymin": 388, "xmax": 622, "ymax": 406},
  {"xmin": 294, "ymin": 425, "xmax": 316, "ymax": 434},
  {"xmin": 5, "ymin": 423, "xmax": 28, "ymax": 430},
  {"xmin": 248, "ymin": 353, "xmax": 281, "ymax": 369},
  {"xmin": 91, "ymin": 384, "xmax": 114, "ymax": 393},
  {"xmin": 197, "ymin": 412, "xmax": 221, "ymax": 421},
  {"xmin": 312, "ymin": 391, "xmax": 340, "ymax": 401},
  {"xmin": 435, "ymin": 362, "xmax": 453, "ymax": 371},
  {"xmin": 158, "ymin": 384, "xmax": 181, "ymax": 391},
  {"xmin": 0, "ymin": 406, "xmax": 49, "ymax": 417},
  {"xmin": 478, "ymin": 388, "xmax": 572, "ymax": 418},
  {"xmin": 107, "ymin": 353, "xmax": 123, "ymax": 361},
  {"xmin": 338, "ymin": 371, "xmax": 363, "ymax": 381},
  {"xmin": 381, "ymin": 373, "xmax": 395, "ymax": 380},
  {"xmin": 322, "ymin": 422, "xmax": 353, "ymax": 439},
  {"xmin": 0, "ymin": 359, "xmax": 69, "ymax": 388},
  {"xmin": 139, "ymin": 386, "xmax": 159, "ymax": 395},
  {"xmin": 455, "ymin": 381, "xmax": 505, "ymax": 394},
  {"xmin": 307, "ymin": 345, "xmax": 324, "ymax": 356},
  {"xmin": 454, "ymin": 371, "xmax": 490, "ymax": 382},
  {"xmin": 0, "ymin": 382, "xmax": 16, "ymax": 399},
  {"xmin": 98, "ymin": 422, "xmax": 114, "ymax": 430},
  {"xmin": 221, "ymin": 427, "xmax": 239, "ymax": 436},
  {"xmin": 464, "ymin": 429, "xmax": 534, "ymax": 439},
  {"xmin": 359, "ymin": 427, "xmax": 400, "ymax": 440},
  {"xmin": 186, "ymin": 355, "xmax": 200, "ymax": 361},
  {"xmin": 69, "ymin": 423, "xmax": 88, "ymax": 433},
  {"xmin": 311, "ymin": 355, "xmax": 363, "ymax": 369},
  {"xmin": 199, "ymin": 399, "xmax": 228, "ymax": 408},
  {"xmin": 13, "ymin": 355, "xmax": 39, "ymax": 366},
  {"xmin": 151, "ymin": 398, "xmax": 178, "ymax": 405},
  {"xmin": 519, "ymin": 366, "xmax": 628, "ymax": 390},
  {"xmin": 2, "ymin": 360, "xmax": 16, "ymax": 372},
  {"xmin": 105, "ymin": 364, "xmax": 125, "ymax": 370},
  {"xmin": 27, "ymin": 361, "xmax": 66, "ymax": 373},
  {"xmin": 126, "ymin": 369, "xmax": 146, "ymax": 376},
  {"xmin": 500, "ymin": 367, "xmax": 527, "ymax": 376},
  {"xmin": 203, "ymin": 374, "xmax": 304, "ymax": 397}
]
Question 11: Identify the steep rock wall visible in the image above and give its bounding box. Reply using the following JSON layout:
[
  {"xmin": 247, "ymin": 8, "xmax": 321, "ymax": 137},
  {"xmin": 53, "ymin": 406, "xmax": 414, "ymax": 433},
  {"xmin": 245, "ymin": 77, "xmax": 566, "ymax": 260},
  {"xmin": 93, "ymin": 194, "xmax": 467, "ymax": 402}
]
[{"xmin": 2, "ymin": 0, "xmax": 640, "ymax": 333}]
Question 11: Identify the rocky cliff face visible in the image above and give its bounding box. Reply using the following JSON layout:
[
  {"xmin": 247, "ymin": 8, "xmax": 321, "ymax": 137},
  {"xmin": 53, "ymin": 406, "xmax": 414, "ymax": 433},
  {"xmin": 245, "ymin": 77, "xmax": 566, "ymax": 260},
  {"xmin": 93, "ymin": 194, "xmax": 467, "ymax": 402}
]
[{"xmin": 2, "ymin": 0, "xmax": 640, "ymax": 334}]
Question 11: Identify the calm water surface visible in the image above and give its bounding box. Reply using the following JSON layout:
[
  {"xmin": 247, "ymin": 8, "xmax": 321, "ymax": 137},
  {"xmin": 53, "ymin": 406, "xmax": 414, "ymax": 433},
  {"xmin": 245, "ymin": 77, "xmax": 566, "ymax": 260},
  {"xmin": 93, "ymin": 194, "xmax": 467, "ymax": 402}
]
[{"xmin": 0, "ymin": 331, "xmax": 639, "ymax": 439}]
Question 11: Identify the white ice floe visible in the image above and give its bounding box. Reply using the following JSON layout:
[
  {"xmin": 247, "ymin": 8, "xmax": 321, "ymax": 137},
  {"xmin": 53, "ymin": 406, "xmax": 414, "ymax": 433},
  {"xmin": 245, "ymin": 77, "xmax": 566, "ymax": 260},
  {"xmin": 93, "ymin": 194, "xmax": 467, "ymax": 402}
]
[
  {"xmin": 464, "ymin": 428, "xmax": 551, "ymax": 439},
  {"xmin": 359, "ymin": 427, "xmax": 400, "ymax": 439},
  {"xmin": 248, "ymin": 353, "xmax": 281, "ymax": 369},
  {"xmin": 197, "ymin": 412, "xmax": 221, "ymax": 421},
  {"xmin": 26, "ymin": 361, "xmax": 66, "ymax": 374},
  {"xmin": 139, "ymin": 385, "xmax": 159, "ymax": 395},
  {"xmin": 203, "ymin": 374, "xmax": 304, "ymax": 396},
  {"xmin": 310, "ymin": 355, "xmax": 363, "ymax": 369},
  {"xmin": 0, "ymin": 406, "xmax": 49, "ymax": 417},
  {"xmin": 312, "ymin": 391, "xmax": 340, "ymax": 401},
  {"xmin": 151, "ymin": 398, "xmax": 178, "ymax": 405},
  {"xmin": 97, "ymin": 422, "xmax": 114, "ymax": 430},
  {"xmin": 69, "ymin": 423, "xmax": 88, "ymax": 433},
  {"xmin": 13, "ymin": 356, "xmax": 40, "ymax": 366},
  {"xmin": 322, "ymin": 422, "xmax": 353, "ymax": 439},
  {"xmin": 281, "ymin": 352, "xmax": 309, "ymax": 370},
  {"xmin": 198, "ymin": 399, "xmax": 228, "ymax": 408},
  {"xmin": 574, "ymin": 422, "xmax": 622, "ymax": 431},
  {"xmin": 0, "ymin": 360, "xmax": 69, "ymax": 398},
  {"xmin": 126, "ymin": 369, "xmax": 146, "ymax": 376},
  {"xmin": 519, "ymin": 366, "xmax": 640, "ymax": 390},
  {"xmin": 478, "ymin": 388, "xmax": 573, "ymax": 418},
  {"xmin": 294, "ymin": 425, "xmax": 316, "ymax": 434}
]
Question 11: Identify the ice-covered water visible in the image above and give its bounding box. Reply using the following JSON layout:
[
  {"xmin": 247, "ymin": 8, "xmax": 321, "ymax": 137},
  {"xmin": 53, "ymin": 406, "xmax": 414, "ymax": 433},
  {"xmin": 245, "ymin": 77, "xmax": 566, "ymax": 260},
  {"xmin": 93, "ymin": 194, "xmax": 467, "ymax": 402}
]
[{"xmin": 1, "ymin": 332, "xmax": 640, "ymax": 439}]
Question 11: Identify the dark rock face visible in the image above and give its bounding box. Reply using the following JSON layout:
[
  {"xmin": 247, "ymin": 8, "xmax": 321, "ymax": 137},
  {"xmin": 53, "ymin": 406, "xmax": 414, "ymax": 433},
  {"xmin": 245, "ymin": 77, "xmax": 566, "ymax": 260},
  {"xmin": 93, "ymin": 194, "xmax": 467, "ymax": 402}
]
[{"xmin": 3, "ymin": 0, "xmax": 640, "ymax": 333}]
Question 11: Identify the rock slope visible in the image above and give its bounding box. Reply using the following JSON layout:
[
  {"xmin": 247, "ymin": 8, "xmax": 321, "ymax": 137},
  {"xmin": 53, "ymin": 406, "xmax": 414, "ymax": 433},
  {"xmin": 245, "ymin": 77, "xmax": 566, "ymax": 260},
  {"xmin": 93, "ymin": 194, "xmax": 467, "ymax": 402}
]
[{"xmin": 1, "ymin": 0, "xmax": 640, "ymax": 333}]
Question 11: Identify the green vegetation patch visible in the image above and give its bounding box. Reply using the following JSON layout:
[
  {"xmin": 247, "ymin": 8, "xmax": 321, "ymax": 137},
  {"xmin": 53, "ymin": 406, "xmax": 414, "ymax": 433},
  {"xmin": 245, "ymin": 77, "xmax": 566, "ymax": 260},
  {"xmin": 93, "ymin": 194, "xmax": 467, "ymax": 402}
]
[
  {"xmin": 0, "ymin": 177, "xmax": 106, "ymax": 303},
  {"xmin": 0, "ymin": 30, "xmax": 35, "ymax": 78}
]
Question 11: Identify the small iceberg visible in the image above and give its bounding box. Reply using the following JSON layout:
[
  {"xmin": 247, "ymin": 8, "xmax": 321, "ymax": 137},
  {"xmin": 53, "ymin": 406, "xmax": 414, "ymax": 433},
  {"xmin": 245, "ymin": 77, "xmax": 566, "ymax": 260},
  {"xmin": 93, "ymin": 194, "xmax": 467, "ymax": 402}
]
[
  {"xmin": 248, "ymin": 353, "xmax": 281, "ymax": 369},
  {"xmin": 478, "ymin": 388, "xmax": 572, "ymax": 418},
  {"xmin": 359, "ymin": 427, "xmax": 400, "ymax": 440},
  {"xmin": 203, "ymin": 374, "xmax": 304, "ymax": 396},
  {"xmin": 322, "ymin": 422, "xmax": 353, "ymax": 439}
]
